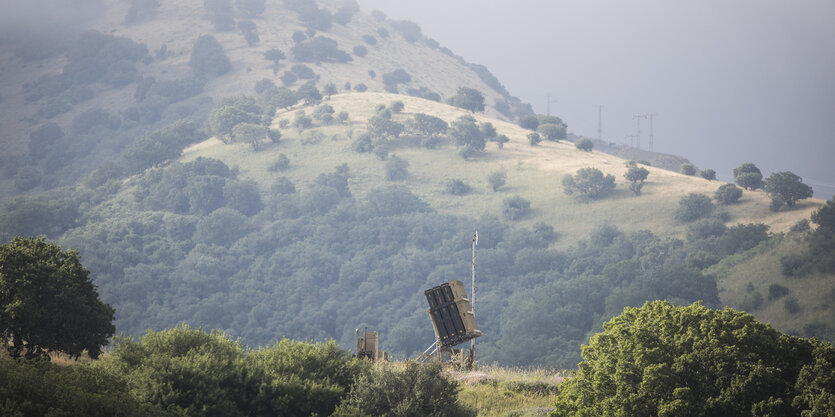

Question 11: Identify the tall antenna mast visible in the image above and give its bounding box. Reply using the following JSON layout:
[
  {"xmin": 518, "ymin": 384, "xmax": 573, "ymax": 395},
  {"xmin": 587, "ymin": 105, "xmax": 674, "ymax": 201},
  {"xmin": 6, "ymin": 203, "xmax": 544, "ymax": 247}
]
[
  {"xmin": 646, "ymin": 113, "xmax": 657, "ymax": 152},
  {"xmin": 632, "ymin": 114, "xmax": 647, "ymax": 149},
  {"xmin": 471, "ymin": 231, "xmax": 477, "ymax": 351}
]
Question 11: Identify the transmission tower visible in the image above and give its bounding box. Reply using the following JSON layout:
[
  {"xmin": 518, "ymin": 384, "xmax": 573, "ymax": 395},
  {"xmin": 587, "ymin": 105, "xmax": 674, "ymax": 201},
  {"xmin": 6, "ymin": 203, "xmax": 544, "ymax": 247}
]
[
  {"xmin": 546, "ymin": 93, "xmax": 558, "ymax": 116},
  {"xmin": 632, "ymin": 114, "xmax": 648, "ymax": 149},
  {"xmin": 645, "ymin": 113, "xmax": 657, "ymax": 152}
]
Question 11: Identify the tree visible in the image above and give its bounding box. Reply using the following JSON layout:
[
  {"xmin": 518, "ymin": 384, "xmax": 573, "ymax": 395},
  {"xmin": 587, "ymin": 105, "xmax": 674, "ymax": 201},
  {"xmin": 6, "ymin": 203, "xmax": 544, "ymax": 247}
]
[
  {"xmin": 502, "ymin": 196, "xmax": 531, "ymax": 220},
  {"xmin": 494, "ymin": 134, "xmax": 510, "ymax": 150},
  {"xmin": 0, "ymin": 236, "xmax": 114, "ymax": 359},
  {"xmin": 551, "ymin": 301, "xmax": 824, "ymax": 417},
  {"xmin": 445, "ymin": 179, "xmax": 472, "ymax": 195},
  {"xmin": 575, "ymin": 138, "xmax": 593, "ymax": 152},
  {"xmin": 624, "ymin": 166, "xmax": 649, "ymax": 195},
  {"xmin": 527, "ymin": 132, "xmax": 542, "ymax": 145},
  {"xmin": 296, "ymin": 81, "xmax": 322, "ymax": 105},
  {"xmin": 733, "ymin": 162, "xmax": 764, "ymax": 190},
  {"xmin": 450, "ymin": 116, "xmax": 485, "ymax": 152},
  {"xmin": 323, "ymin": 82, "xmax": 338, "ymax": 98},
  {"xmin": 518, "ymin": 115, "xmax": 539, "ymax": 130},
  {"xmin": 448, "ymin": 86, "xmax": 485, "ymax": 113},
  {"xmin": 537, "ymin": 123, "xmax": 567, "ymax": 141},
  {"xmin": 291, "ymin": 36, "xmax": 352, "ymax": 63},
  {"xmin": 714, "ymin": 183, "xmax": 743, "ymax": 205},
  {"xmin": 680, "ymin": 163, "xmax": 697, "ymax": 176},
  {"xmin": 264, "ymin": 48, "xmax": 285, "ymax": 67},
  {"xmin": 675, "ymin": 193, "xmax": 714, "ymax": 222},
  {"xmin": 764, "ymin": 171, "xmax": 813, "ymax": 208},
  {"xmin": 235, "ymin": 0, "xmax": 265, "ymax": 17},
  {"xmin": 488, "ymin": 171, "xmax": 507, "ymax": 192},
  {"xmin": 352, "ymin": 44, "xmax": 367, "ymax": 57},
  {"xmin": 700, "ymin": 169, "xmax": 716, "ymax": 180},
  {"xmin": 367, "ymin": 116, "xmax": 404, "ymax": 138},
  {"xmin": 385, "ymin": 155, "xmax": 409, "ymax": 181},
  {"xmin": 411, "ymin": 113, "xmax": 448, "ymax": 136},
  {"xmin": 189, "ymin": 35, "xmax": 231, "ymax": 78},
  {"xmin": 562, "ymin": 168, "xmax": 616, "ymax": 199}
]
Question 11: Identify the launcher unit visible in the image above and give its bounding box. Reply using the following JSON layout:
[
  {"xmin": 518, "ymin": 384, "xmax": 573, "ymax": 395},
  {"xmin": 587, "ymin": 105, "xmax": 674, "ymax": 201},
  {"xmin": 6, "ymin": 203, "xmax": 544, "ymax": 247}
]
[{"xmin": 424, "ymin": 280, "xmax": 481, "ymax": 348}]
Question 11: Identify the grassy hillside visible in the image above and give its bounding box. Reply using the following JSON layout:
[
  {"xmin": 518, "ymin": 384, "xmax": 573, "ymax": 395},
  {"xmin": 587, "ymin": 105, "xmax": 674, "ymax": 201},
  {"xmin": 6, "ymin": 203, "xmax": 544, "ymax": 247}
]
[
  {"xmin": 184, "ymin": 92, "xmax": 823, "ymax": 248},
  {"xmin": 709, "ymin": 232, "xmax": 835, "ymax": 340}
]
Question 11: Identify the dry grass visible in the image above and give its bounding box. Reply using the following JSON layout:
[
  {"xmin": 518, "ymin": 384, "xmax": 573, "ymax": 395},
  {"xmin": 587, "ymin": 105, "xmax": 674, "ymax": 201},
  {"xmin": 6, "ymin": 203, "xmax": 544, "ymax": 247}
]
[
  {"xmin": 452, "ymin": 364, "xmax": 565, "ymax": 417},
  {"xmin": 185, "ymin": 92, "xmax": 825, "ymax": 248}
]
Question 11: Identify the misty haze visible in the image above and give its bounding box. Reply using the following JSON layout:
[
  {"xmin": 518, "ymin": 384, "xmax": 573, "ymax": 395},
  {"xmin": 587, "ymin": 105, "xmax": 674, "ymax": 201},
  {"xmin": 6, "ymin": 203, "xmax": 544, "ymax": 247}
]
[{"xmin": 0, "ymin": 1, "xmax": 833, "ymax": 416}]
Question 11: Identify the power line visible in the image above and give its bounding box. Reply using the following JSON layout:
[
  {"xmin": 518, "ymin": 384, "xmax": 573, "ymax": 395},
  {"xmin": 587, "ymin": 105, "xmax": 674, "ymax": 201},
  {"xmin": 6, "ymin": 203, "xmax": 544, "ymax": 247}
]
[
  {"xmin": 645, "ymin": 113, "xmax": 657, "ymax": 152},
  {"xmin": 632, "ymin": 114, "xmax": 647, "ymax": 149}
]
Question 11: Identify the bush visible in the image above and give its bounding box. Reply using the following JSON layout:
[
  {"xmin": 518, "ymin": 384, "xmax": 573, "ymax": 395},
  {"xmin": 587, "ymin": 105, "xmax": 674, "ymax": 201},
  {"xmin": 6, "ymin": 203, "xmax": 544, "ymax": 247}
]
[
  {"xmin": 189, "ymin": 34, "xmax": 231, "ymax": 78},
  {"xmin": 269, "ymin": 154, "xmax": 290, "ymax": 171},
  {"xmin": 362, "ymin": 34, "xmax": 377, "ymax": 45},
  {"xmin": 448, "ymin": 87, "xmax": 485, "ymax": 113},
  {"xmin": 389, "ymin": 20, "xmax": 423, "ymax": 43},
  {"xmin": 445, "ymin": 179, "xmax": 472, "ymax": 195},
  {"xmin": 487, "ymin": 171, "xmax": 507, "ymax": 192},
  {"xmin": 352, "ymin": 44, "xmax": 367, "ymax": 57},
  {"xmin": 382, "ymin": 69, "xmax": 411, "ymax": 90},
  {"xmin": 527, "ymin": 132, "xmax": 542, "ymax": 145},
  {"xmin": 537, "ymin": 123, "xmax": 566, "ymax": 141},
  {"xmin": 385, "ymin": 155, "xmax": 409, "ymax": 181},
  {"xmin": 271, "ymin": 177, "xmax": 296, "ymax": 194},
  {"xmin": 733, "ymin": 162, "xmax": 763, "ymax": 190},
  {"xmin": 768, "ymin": 284, "xmax": 790, "ymax": 300},
  {"xmin": 340, "ymin": 362, "xmax": 474, "ymax": 417},
  {"xmin": 700, "ymin": 169, "xmax": 717, "ymax": 180},
  {"xmin": 714, "ymin": 183, "xmax": 743, "ymax": 204},
  {"xmin": 502, "ymin": 196, "xmax": 531, "ymax": 220},
  {"xmin": 292, "ymin": 36, "xmax": 352, "ymax": 63},
  {"xmin": 680, "ymin": 163, "xmax": 697, "ymax": 176},
  {"xmin": 781, "ymin": 253, "xmax": 811, "ymax": 277},
  {"xmin": 575, "ymin": 138, "xmax": 594, "ymax": 152},
  {"xmin": 675, "ymin": 193, "xmax": 714, "ymax": 222}
]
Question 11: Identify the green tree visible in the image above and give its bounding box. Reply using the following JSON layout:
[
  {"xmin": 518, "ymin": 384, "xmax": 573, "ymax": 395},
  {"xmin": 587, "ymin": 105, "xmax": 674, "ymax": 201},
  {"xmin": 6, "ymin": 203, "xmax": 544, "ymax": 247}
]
[
  {"xmin": 700, "ymin": 169, "xmax": 716, "ymax": 180},
  {"xmin": 0, "ymin": 236, "xmax": 114, "ymax": 359},
  {"xmin": 714, "ymin": 183, "xmax": 743, "ymax": 205},
  {"xmin": 342, "ymin": 362, "xmax": 474, "ymax": 417},
  {"xmin": 502, "ymin": 195, "xmax": 532, "ymax": 220},
  {"xmin": 445, "ymin": 179, "xmax": 472, "ymax": 195},
  {"xmin": 296, "ymin": 81, "xmax": 322, "ymax": 105},
  {"xmin": 385, "ymin": 155, "xmax": 409, "ymax": 181},
  {"xmin": 367, "ymin": 116, "xmax": 404, "ymax": 138},
  {"xmin": 537, "ymin": 123, "xmax": 567, "ymax": 141},
  {"xmin": 551, "ymin": 301, "xmax": 823, "ymax": 417},
  {"xmin": 733, "ymin": 162, "xmax": 764, "ymax": 190},
  {"xmin": 450, "ymin": 115, "xmax": 485, "ymax": 152},
  {"xmin": 563, "ymin": 168, "xmax": 616, "ymax": 200},
  {"xmin": 764, "ymin": 171, "xmax": 813, "ymax": 208},
  {"xmin": 675, "ymin": 193, "xmax": 714, "ymax": 222},
  {"xmin": 575, "ymin": 138, "xmax": 593, "ymax": 151},
  {"xmin": 680, "ymin": 163, "xmax": 697, "ymax": 176},
  {"xmin": 488, "ymin": 171, "xmax": 507, "ymax": 192},
  {"xmin": 493, "ymin": 134, "xmax": 510, "ymax": 150},
  {"xmin": 448, "ymin": 86, "xmax": 485, "ymax": 113},
  {"xmin": 231, "ymin": 122, "xmax": 267, "ymax": 149},
  {"xmin": 527, "ymin": 132, "xmax": 542, "ymax": 145},
  {"xmin": 189, "ymin": 34, "xmax": 231, "ymax": 78},
  {"xmin": 410, "ymin": 113, "xmax": 448, "ymax": 136},
  {"xmin": 624, "ymin": 166, "xmax": 649, "ymax": 195}
]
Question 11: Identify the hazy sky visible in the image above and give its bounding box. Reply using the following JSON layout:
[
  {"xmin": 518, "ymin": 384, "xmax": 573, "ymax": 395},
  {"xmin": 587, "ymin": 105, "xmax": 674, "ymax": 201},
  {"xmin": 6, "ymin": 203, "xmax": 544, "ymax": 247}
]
[{"xmin": 357, "ymin": 0, "xmax": 835, "ymax": 197}]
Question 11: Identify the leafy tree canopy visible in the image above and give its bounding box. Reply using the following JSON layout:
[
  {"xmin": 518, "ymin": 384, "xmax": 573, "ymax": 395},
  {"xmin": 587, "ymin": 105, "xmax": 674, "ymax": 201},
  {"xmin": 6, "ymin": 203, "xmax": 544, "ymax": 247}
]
[
  {"xmin": 551, "ymin": 301, "xmax": 833, "ymax": 417},
  {"xmin": 189, "ymin": 34, "xmax": 231, "ymax": 78},
  {"xmin": 764, "ymin": 171, "xmax": 813, "ymax": 207},
  {"xmin": 562, "ymin": 168, "xmax": 615, "ymax": 200},
  {"xmin": 733, "ymin": 162, "xmax": 764, "ymax": 190},
  {"xmin": 448, "ymin": 86, "xmax": 485, "ymax": 113},
  {"xmin": 0, "ymin": 236, "xmax": 114, "ymax": 359}
]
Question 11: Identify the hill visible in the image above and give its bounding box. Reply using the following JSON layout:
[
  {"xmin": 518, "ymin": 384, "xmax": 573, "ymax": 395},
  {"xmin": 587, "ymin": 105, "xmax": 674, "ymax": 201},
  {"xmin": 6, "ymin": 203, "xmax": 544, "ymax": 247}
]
[{"xmin": 0, "ymin": 0, "xmax": 831, "ymax": 369}]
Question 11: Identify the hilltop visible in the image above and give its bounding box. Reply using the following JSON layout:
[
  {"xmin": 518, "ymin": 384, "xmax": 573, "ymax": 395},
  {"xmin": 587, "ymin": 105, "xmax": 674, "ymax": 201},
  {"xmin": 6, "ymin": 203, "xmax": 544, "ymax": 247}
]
[{"xmin": 0, "ymin": 0, "xmax": 831, "ymax": 368}]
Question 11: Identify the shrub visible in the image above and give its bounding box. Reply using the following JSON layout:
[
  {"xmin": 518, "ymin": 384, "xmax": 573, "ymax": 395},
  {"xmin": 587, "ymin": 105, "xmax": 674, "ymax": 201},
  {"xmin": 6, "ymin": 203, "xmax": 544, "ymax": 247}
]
[
  {"xmin": 352, "ymin": 44, "xmax": 367, "ymax": 57},
  {"xmin": 784, "ymin": 297, "xmax": 801, "ymax": 314},
  {"xmin": 354, "ymin": 83, "xmax": 367, "ymax": 92},
  {"xmin": 445, "ymin": 179, "xmax": 472, "ymax": 195},
  {"xmin": 385, "ymin": 155, "xmax": 409, "ymax": 181},
  {"xmin": 781, "ymin": 253, "xmax": 811, "ymax": 277},
  {"xmin": 254, "ymin": 78, "xmax": 275, "ymax": 94},
  {"xmin": 675, "ymin": 193, "xmax": 714, "ymax": 222},
  {"xmin": 502, "ymin": 196, "xmax": 531, "ymax": 220},
  {"xmin": 487, "ymin": 171, "xmax": 507, "ymax": 192},
  {"xmin": 189, "ymin": 34, "xmax": 231, "ymax": 78},
  {"xmin": 714, "ymin": 183, "xmax": 743, "ymax": 204},
  {"xmin": 447, "ymin": 86, "xmax": 485, "ymax": 113},
  {"xmin": 271, "ymin": 177, "xmax": 296, "ymax": 194},
  {"xmin": 700, "ymin": 169, "xmax": 717, "ymax": 180},
  {"xmin": 390, "ymin": 20, "xmax": 422, "ymax": 43},
  {"xmin": 768, "ymin": 284, "xmax": 790, "ymax": 301},
  {"xmin": 341, "ymin": 362, "xmax": 473, "ymax": 417},
  {"xmin": 680, "ymin": 163, "xmax": 697, "ymax": 176},
  {"xmin": 362, "ymin": 34, "xmax": 377, "ymax": 45},
  {"xmin": 527, "ymin": 132, "xmax": 542, "ymax": 145},
  {"xmin": 575, "ymin": 138, "xmax": 594, "ymax": 151},
  {"xmin": 389, "ymin": 100, "xmax": 404, "ymax": 113},
  {"xmin": 733, "ymin": 162, "xmax": 763, "ymax": 190},
  {"xmin": 269, "ymin": 154, "xmax": 290, "ymax": 171},
  {"xmin": 537, "ymin": 123, "xmax": 566, "ymax": 141},
  {"xmin": 291, "ymin": 63, "xmax": 316, "ymax": 79},
  {"xmin": 292, "ymin": 36, "xmax": 352, "ymax": 63}
]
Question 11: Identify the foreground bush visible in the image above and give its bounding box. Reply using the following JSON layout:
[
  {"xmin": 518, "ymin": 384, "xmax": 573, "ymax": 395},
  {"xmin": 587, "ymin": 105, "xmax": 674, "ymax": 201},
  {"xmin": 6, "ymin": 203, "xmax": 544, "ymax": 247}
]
[{"xmin": 550, "ymin": 301, "xmax": 835, "ymax": 417}]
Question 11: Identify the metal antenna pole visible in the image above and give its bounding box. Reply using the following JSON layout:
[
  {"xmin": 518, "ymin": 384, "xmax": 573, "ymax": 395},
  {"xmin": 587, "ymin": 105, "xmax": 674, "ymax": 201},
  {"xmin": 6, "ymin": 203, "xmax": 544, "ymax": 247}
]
[
  {"xmin": 646, "ymin": 113, "xmax": 657, "ymax": 152},
  {"xmin": 470, "ymin": 231, "xmax": 477, "ymax": 351},
  {"xmin": 632, "ymin": 114, "xmax": 647, "ymax": 150}
]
